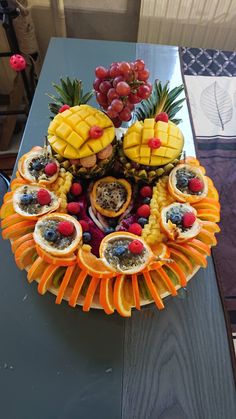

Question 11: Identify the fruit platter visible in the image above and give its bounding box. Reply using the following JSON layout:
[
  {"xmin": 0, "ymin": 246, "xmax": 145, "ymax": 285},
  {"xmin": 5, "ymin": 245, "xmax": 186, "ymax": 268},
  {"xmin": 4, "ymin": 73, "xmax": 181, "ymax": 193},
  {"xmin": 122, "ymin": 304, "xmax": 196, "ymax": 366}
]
[{"xmin": 0, "ymin": 60, "xmax": 220, "ymax": 317}]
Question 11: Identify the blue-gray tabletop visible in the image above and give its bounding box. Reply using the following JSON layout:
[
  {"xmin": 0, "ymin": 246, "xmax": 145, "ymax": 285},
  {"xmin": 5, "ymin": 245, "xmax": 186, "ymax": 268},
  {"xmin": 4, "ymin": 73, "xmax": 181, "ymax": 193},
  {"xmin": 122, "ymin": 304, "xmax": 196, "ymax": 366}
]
[{"xmin": 0, "ymin": 38, "xmax": 235, "ymax": 419}]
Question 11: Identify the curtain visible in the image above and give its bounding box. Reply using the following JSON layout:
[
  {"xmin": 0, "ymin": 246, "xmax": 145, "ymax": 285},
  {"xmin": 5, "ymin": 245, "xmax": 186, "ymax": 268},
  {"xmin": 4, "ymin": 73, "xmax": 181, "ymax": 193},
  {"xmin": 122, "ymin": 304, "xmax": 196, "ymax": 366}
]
[{"xmin": 138, "ymin": 0, "xmax": 236, "ymax": 51}]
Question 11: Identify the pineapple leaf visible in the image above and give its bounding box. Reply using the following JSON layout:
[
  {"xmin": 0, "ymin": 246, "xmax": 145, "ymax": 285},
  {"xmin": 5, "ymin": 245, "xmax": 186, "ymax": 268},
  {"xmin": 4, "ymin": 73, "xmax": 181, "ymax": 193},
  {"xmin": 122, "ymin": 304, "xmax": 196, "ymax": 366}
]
[
  {"xmin": 133, "ymin": 80, "xmax": 185, "ymax": 124},
  {"xmin": 80, "ymin": 90, "xmax": 95, "ymax": 104},
  {"xmin": 52, "ymin": 83, "xmax": 72, "ymax": 105}
]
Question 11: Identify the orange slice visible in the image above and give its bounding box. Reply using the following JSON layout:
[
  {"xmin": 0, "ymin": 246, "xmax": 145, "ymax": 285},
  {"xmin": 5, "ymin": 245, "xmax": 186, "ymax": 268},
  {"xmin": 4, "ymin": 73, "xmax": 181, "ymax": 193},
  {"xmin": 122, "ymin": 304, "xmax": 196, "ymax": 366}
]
[
  {"xmin": 167, "ymin": 242, "xmax": 207, "ymax": 268},
  {"xmin": 196, "ymin": 229, "xmax": 217, "ymax": 247},
  {"xmin": 83, "ymin": 277, "xmax": 100, "ymax": 312},
  {"xmin": 0, "ymin": 200, "xmax": 15, "ymax": 219},
  {"xmin": 10, "ymin": 178, "xmax": 29, "ymax": 191},
  {"xmin": 1, "ymin": 213, "xmax": 25, "ymax": 229},
  {"xmin": 163, "ymin": 262, "xmax": 187, "ymax": 287},
  {"xmin": 27, "ymin": 256, "xmax": 49, "ymax": 283},
  {"xmin": 15, "ymin": 240, "xmax": 37, "ymax": 270},
  {"xmin": 11, "ymin": 232, "xmax": 34, "ymax": 254},
  {"xmin": 3, "ymin": 191, "xmax": 13, "ymax": 203},
  {"xmin": 36, "ymin": 245, "xmax": 77, "ymax": 266},
  {"xmin": 150, "ymin": 268, "xmax": 177, "ymax": 295},
  {"xmin": 142, "ymin": 271, "xmax": 164, "ymax": 310},
  {"xmin": 196, "ymin": 209, "xmax": 220, "ymax": 222},
  {"xmin": 99, "ymin": 277, "xmax": 115, "ymax": 314},
  {"xmin": 131, "ymin": 274, "xmax": 141, "ymax": 310},
  {"xmin": 179, "ymin": 156, "xmax": 200, "ymax": 167},
  {"xmin": 2, "ymin": 220, "xmax": 36, "ymax": 239},
  {"xmin": 200, "ymin": 221, "xmax": 220, "ymax": 234},
  {"xmin": 56, "ymin": 265, "xmax": 79, "ymax": 304},
  {"xmin": 169, "ymin": 247, "xmax": 193, "ymax": 274},
  {"xmin": 69, "ymin": 270, "xmax": 88, "ymax": 307},
  {"xmin": 38, "ymin": 265, "xmax": 60, "ymax": 295},
  {"xmin": 207, "ymin": 184, "xmax": 219, "ymax": 200},
  {"xmin": 188, "ymin": 238, "xmax": 211, "ymax": 256},
  {"xmin": 113, "ymin": 275, "xmax": 132, "ymax": 317},
  {"xmin": 78, "ymin": 246, "xmax": 113, "ymax": 278}
]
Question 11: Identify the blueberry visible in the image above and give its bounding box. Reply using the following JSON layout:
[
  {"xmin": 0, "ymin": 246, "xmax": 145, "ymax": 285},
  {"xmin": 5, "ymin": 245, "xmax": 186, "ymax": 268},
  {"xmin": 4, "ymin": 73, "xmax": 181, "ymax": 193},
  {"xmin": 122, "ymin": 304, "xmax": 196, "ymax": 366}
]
[
  {"xmin": 83, "ymin": 232, "xmax": 92, "ymax": 243},
  {"xmin": 113, "ymin": 246, "xmax": 126, "ymax": 257},
  {"xmin": 44, "ymin": 229, "xmax": 58, "ymax": 242},
  {"xmin": 177, "ymin": 175, "xmax": 189, "ymax": 188},
  {"xmin": 104, "ymin": 226, "xmax": 115, "ymax": 234},
  {"xmin": 170, "ymin": 213, "xmax": 182, "ymax": 225},
  {"xmin": 138, "ymin": 217, "xmax": 148, "ymax": 227},
  {"xmin": 20, "ymin": 193, "xmax": 34, "ymax": 205},
  {"xmin": 32, "ymin": 160, "xmax": 43, "ymax": 171},
  {"xmin": 142, "ymin": 197, "xmax": 151, "ymax": 204},
  {"xmin": 108, "ymin": 218, "xmax": 117, "ymax": 227}
]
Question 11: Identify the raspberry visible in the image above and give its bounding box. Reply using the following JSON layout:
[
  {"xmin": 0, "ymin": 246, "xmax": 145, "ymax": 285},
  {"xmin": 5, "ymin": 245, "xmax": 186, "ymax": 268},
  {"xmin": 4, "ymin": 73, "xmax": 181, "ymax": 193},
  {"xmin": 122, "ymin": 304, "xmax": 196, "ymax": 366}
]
[
  {"xmin": 128, "ymin": 239, "xmax": 144, "ymax": 254},
  {"xmin": 148, "ymin": 138, "xmax": 161, "ymax": 149},
  {"xmin": 89, "ymin": 126, "xmax": 103, "ymax": 139},
  {"xmin": 137, "ymin": 204, "xmax": 150, "ymax": 218},
  {"xmin": 67, "ymin": 202, "xmax": 81, "ymax": 215},
  {"xmin": 37, "ymin": 189, "xmax": 51, "ymax": 205},
  {"xmin": 70, "ymin": 182, "xmax": 82, "ymax": 196},
  {"xmin": 59, "ymin": 104, "xmax": 70, "ymax": 113},
  {"xmin": 182, "ymin": 212, "xmax": 196, "ymax": 228},
  {"xmin": 128, "ymin": 223, "xmax": 142, "ymax": 236},
  {"xmin": 44, "ymin": 162, "xmax": 58, "ymax": 176},
  {"xmin": 57, "ymin": 221, "xmax": 74, "ymax": 236},
  {"xmin": 140, "ymin": 186, "xmax": 152, "ymax": 198},
  {"xmin": 79, "ymin": 220, "xmax": 90, "ymax": 231},
  {"xmin": 155, "ymin": 112, "xmax": 169, "ymax": 123},
  {"xmin": 188, "ymin": 178, "xmax": 204, "ymax": 193}
]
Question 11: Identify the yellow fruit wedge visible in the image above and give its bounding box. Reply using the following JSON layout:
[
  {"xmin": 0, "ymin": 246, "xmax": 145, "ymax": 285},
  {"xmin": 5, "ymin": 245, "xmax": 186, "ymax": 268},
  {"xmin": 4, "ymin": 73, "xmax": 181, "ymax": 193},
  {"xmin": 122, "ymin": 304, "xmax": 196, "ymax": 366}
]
[
  {"xmin": 169, "ymin": 247, "xmax": 193, "ymax": 274},
  {"xmin": 167, "ymin": 242, "xmax": 207, "ymax": 268},
  {"xmin": 196, "ymin": 229, "xmax": 217, "ymax": 247},
  {"xmin": 200, "ymin": 221, "xmax": 220, "ymax": 234},
  {"xmin": 3, "ymin": 191, "xmax": 13, "ymax": 203},
  {"xmin": 188, "ymin": 238, "xmax": 211, "ymax": 256},
  {"xmin": 196, "ymin": 209, "xmax": 220, "ymax": 222},
  {"xmin": 150, "ymin": 268, "xmax": 177, "ymax": 296}
]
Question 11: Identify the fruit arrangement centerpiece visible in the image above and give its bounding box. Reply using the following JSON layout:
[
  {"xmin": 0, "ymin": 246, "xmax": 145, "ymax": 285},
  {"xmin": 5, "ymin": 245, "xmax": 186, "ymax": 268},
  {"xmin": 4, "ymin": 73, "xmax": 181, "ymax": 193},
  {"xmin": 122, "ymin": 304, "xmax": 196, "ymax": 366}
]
[{"xmin": 0, "ymin": 60, "xmax": 220, "ymax": 317}]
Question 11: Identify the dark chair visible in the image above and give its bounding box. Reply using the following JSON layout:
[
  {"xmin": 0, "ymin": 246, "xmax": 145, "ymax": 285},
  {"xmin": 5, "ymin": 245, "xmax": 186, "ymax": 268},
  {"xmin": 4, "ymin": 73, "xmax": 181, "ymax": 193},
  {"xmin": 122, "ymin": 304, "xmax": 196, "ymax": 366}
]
[{"xmin": 0, "ymin": 171, "xmax": 10, "ymax": 207}]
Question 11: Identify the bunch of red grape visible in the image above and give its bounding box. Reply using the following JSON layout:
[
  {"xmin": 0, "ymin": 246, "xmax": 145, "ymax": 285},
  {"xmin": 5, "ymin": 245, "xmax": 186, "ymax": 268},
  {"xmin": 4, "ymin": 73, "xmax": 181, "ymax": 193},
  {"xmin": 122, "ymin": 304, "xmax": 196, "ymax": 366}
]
[{"xmin": 93, "ymin": 59, "xmax": 152, "ymax": 127}]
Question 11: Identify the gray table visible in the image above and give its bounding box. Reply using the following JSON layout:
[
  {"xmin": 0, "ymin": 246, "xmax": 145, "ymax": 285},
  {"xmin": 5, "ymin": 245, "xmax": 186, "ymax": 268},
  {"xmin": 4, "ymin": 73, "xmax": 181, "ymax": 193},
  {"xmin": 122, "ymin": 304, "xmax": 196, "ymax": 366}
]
[{"xmin": 0, "ymin": 38, "xmax": 235, "ymax": 419}]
